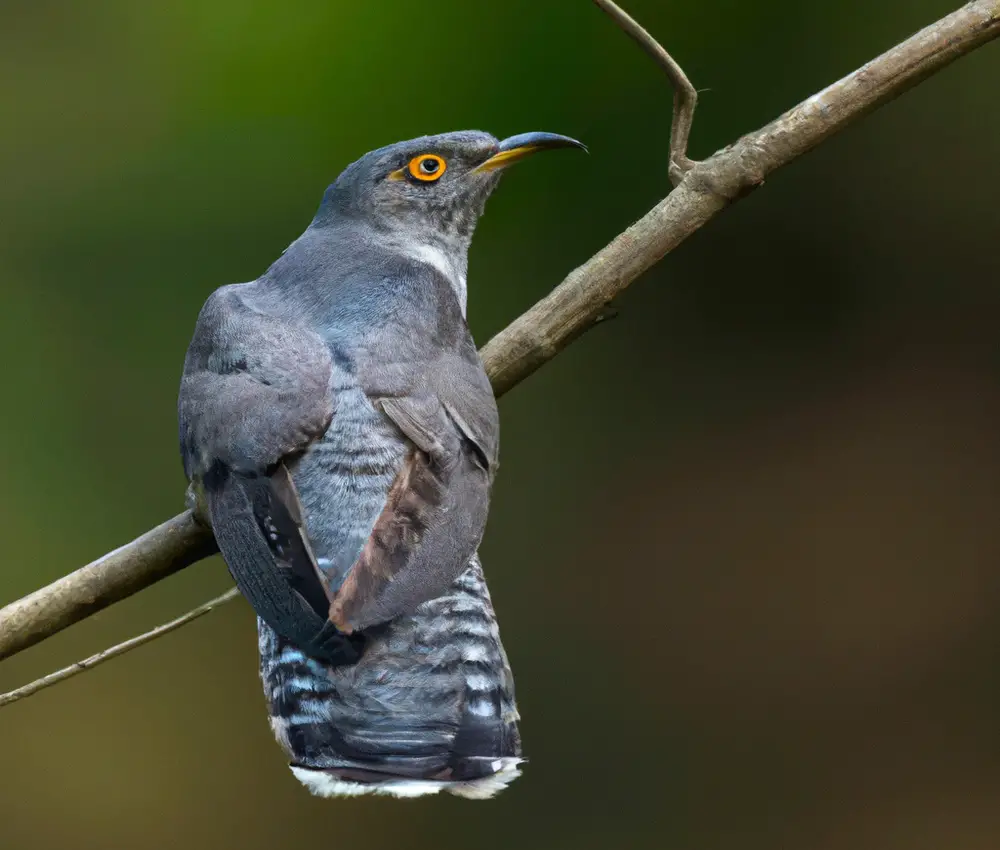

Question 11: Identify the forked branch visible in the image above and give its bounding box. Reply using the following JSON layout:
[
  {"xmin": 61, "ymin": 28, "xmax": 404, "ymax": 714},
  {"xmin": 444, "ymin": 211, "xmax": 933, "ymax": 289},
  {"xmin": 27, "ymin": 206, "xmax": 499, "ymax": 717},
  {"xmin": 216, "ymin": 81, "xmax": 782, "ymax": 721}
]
[
  {"xmin": 592, "ymin": 0, "xmax": 698, "ymax": 183},
  {"xmin": 2, "ymin": 0, "xmax": 999, "ymax": 708}
]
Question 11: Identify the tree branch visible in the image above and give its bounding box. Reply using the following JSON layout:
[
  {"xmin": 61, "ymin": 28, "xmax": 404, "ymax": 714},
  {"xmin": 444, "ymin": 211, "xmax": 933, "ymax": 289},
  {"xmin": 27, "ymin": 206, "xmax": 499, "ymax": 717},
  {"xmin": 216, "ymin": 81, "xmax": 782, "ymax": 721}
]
[
  {"xmin": 592, "ymin": 0, "xmax": 698, "ymax": 183},
  {"xmin": 1, "ymin": 1, "xmax": 997, "ymax": 684},
  {"xmin": 483, "ymin": 0, "xmax": 1000, "ymax": 396},
  {"xmin": 0, "ymin": 512, "xmax": 216, "ymax": 662}
]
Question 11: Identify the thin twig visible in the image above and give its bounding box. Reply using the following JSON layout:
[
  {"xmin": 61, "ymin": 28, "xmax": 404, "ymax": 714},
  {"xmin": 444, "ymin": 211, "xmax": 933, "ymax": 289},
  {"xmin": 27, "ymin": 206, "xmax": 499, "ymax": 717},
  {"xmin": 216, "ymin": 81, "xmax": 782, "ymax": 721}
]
[
  {"xmin": 593, "ymin": 0, "xmax": 698, "ymax": 183},
  {"xmin": 0, "ymin": 588, "xmax": 241, "ymax": 709},
  {"xmin": 0, "ymin": 0, "xmax": 997, "ymax": 674}
]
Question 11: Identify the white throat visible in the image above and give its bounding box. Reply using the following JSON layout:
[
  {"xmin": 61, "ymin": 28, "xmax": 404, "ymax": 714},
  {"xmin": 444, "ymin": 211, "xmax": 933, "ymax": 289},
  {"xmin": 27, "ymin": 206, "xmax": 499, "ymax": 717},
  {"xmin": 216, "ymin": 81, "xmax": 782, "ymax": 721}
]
[{"xmin": 404, "ymin": 243, "xmax": 469, "ymax": 316}]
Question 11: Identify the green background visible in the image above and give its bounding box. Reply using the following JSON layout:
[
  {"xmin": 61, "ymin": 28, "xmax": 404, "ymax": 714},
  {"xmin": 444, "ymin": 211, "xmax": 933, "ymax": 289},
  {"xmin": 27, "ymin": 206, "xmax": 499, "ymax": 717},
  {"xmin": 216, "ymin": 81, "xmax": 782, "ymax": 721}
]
[{"xmin": 2, "ymin": 1, "xmax": 1000, "ymax": 847}]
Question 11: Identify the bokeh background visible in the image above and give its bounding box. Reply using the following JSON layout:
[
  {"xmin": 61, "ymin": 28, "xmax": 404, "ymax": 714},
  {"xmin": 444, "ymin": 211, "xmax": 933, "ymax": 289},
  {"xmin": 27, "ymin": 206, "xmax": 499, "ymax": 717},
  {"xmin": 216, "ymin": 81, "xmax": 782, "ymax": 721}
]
[{"xmin": 2, "ymin": 0, "xmax": 999, "ymax": 847}]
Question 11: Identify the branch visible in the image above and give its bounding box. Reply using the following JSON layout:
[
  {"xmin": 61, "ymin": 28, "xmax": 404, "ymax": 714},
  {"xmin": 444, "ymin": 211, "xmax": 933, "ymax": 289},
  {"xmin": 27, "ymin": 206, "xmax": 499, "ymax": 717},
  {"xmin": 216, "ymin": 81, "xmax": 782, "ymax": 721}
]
[
  {"xmin": 484, "ymin": 0, "xmax": 1000, "ymax": 396},
  {"xmin": 0, "ymin": 512, "xmax": 216, "ymax": 662},
  {"xmin": 592, "ymin": 0, "xmax": 698, "ymax": 183},
  {"xmin": 1, "ymin": 0, "xmax": 997, "ymax": 677},
  {"xmin": 0, "ymin": 588, "xmax": 240, "ymax": 708}
]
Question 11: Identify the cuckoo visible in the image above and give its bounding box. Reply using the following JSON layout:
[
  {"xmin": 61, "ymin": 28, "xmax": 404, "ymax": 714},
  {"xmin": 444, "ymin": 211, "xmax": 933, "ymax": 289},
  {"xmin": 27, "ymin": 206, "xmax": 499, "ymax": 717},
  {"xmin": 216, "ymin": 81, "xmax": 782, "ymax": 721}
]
[{"xmin": 178, "ymin": 130, "xmax": 584, "ymax": 799}]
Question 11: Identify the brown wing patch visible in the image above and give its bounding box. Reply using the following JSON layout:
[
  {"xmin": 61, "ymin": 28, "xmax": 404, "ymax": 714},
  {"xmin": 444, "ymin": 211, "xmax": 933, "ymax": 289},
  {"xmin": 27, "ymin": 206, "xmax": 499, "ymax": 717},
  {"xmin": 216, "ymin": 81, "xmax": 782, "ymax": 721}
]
[{"xmin": 328, "ymin": 448, "xmax": 448, "ymax": 633}]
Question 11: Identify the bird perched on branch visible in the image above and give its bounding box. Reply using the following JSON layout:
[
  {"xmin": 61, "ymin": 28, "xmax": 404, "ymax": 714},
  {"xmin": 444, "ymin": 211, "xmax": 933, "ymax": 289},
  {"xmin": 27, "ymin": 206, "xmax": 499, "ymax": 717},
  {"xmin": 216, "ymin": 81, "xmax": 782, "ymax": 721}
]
[{"xmin": 177, "ymin": 130, "xmax": 584, "ymax": 799}]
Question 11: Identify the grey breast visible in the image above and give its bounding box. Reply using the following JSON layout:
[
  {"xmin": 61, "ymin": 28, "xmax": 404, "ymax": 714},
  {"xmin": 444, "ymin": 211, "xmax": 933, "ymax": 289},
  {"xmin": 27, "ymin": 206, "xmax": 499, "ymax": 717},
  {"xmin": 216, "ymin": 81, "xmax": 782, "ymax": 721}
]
[{"xmin": 290, "ymin": 349, "xmax": 407, "ymax": 596}]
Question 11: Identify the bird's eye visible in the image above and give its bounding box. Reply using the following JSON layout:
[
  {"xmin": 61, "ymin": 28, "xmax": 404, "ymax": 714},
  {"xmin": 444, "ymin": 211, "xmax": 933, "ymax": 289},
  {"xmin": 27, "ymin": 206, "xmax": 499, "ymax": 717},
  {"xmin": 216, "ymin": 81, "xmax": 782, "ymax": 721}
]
[{"xmin": 408, "ymin": 154, "xmax": 446, "ymax": 182}]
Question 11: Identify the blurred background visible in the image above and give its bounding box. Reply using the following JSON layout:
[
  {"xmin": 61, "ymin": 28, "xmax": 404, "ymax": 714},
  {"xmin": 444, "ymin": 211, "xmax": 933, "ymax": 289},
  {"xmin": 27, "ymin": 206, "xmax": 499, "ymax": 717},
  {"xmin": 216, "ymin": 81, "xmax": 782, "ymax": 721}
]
[{"xmin": 2, "ymin": 0, "xmax": 999, "ymax": 847}]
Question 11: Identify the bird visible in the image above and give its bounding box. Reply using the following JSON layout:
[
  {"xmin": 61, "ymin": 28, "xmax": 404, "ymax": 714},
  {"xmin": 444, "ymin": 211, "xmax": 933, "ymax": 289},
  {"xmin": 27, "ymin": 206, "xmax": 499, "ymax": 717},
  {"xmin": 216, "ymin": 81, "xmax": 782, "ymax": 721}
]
[{"xmin": 177, "ymin": 130, "xmax": 585, "ymax": 799}]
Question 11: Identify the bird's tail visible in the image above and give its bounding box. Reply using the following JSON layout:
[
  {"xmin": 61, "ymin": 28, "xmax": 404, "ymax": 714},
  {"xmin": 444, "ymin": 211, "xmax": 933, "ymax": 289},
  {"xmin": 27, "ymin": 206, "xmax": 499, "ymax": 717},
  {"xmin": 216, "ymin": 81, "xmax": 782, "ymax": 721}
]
[{"xmin": 258, "ymin": 555, "xmax": 523, "ymax": 799}]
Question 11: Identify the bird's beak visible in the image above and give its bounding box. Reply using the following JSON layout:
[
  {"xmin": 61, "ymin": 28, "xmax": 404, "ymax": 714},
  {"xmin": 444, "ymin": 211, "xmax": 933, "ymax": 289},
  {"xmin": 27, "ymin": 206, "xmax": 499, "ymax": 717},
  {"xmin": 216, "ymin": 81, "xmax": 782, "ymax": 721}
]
[{"xmin": 473, "ymin": 132, "xmax": 587, "ymax": 173}]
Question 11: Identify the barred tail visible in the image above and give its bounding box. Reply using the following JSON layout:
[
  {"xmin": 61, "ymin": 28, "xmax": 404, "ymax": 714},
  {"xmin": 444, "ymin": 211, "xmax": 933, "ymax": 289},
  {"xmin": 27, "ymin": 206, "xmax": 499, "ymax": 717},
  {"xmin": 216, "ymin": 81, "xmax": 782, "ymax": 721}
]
[{"xmin": 259, "ymin": 556, "xmax": 522, "ymax": 799}]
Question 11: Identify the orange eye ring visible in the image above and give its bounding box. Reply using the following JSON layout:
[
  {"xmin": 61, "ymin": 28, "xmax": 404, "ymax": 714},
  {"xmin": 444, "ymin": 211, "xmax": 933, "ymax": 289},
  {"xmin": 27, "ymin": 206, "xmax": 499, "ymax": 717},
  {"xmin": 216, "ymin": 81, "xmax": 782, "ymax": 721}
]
[{"xmin": 408, "ymin": 154, "xmax": 447, "ymax": 182}]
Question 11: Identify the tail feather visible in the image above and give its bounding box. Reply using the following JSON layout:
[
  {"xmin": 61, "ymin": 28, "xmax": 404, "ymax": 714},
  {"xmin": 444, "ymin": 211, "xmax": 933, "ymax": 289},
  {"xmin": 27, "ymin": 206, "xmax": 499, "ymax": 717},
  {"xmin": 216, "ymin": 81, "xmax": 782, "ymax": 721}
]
[{"xmin": 259, "ymin": 555, "xmax": 522, "ymax": 799}]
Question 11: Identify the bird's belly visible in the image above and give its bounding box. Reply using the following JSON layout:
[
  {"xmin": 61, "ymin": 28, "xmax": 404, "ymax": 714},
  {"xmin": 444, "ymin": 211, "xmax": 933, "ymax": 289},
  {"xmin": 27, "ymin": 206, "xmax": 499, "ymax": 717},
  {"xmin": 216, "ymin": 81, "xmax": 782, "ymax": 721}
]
[{"xmin": 290, "ymin": 386, "xmax": 406, "ymax": 592}]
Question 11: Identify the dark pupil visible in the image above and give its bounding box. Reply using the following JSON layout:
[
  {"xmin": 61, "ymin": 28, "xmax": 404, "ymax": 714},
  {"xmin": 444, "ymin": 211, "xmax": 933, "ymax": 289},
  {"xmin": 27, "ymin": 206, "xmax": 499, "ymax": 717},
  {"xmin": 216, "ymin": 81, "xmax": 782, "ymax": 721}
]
[{"xmin": 420, "ymin": 158, "xmax": 440, "ymax": 174}]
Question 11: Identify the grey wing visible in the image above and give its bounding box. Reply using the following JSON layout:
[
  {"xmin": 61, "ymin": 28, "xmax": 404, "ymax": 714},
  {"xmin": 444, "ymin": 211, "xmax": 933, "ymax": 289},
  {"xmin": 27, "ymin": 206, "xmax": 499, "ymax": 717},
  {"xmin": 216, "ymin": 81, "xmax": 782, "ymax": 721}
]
[
  {"xmin": 328, "ymin": 334, "xmax": 500, "ymax": 634},
  {"xmin": 179, "ymin": 286, "xmax": 356, "ymax": 662},
  {"xmin": 178, "ymin": 285, "xmax": 334, "ymax": 478}
]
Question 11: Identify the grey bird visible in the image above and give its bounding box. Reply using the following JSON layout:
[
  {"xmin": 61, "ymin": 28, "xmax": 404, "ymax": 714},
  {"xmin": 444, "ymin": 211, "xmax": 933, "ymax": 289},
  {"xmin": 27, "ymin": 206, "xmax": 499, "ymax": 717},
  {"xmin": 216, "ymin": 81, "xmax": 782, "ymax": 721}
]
[{"xmin": 178, "ymin": 130, "xmax": 584, "ymax": 799}]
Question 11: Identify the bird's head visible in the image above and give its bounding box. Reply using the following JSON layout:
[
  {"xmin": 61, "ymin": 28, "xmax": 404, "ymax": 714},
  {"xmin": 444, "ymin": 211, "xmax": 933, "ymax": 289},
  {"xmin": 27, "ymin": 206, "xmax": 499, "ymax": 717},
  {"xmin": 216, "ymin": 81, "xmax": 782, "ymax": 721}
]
[{"xmin": 315, "ymin": 130, "xmax": 586, "ymax": 246}]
